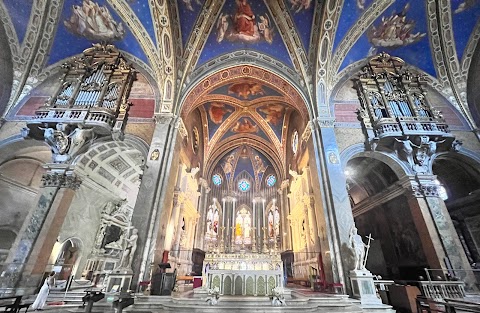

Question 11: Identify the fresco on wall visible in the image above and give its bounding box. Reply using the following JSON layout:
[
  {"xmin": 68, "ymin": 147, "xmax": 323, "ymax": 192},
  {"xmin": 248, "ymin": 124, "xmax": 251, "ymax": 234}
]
[
  {"xmin": 3, "ymin": 0, "xmax": 33, "ymax": 43},
  {"xmin": 64, "ymin": 0, "xmax": 125, "ymax": 41},
  {"xmin": 47, "ymin": 0, "xmax": 149, "ymax": 66},
  {"xmin": 204, "ymin": 102, "xmax": 235, "ymax": 139},
  {"xmin": 257, "ymin": 103, "xmax": 286, "ymax": 141},
  {"xmin": 178, "ymin": 0, "xmax": 204, "ymax": 45},
  {"xmin": 285, "ymin": 0, "xmax": 315, "ymax": 51},
  {"xmin": 197, "ymin": 0, "xmax": 293, "ymax": 68},
  {"xmin": 338, "ymin": 0, "xmax": 435, "ymax": 77},
  {"xmin": 452, "ymin": 0, "xmax": 480, "ymax": 60}
]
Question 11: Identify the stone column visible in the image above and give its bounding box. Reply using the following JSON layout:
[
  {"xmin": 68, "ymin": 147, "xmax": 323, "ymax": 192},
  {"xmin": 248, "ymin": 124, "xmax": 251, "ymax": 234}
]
[
  {"xmin": 310, "ymin": 118, "xmax": 355, "ymax": 293},
  {"xmin": 278, "ymin": 181, "xmax": 290, "ymax": 251},
  {"xmin": 4, "ymin": 170, "xmax": 81, "ymax": 292},
  {"xmin": 405, "ymin": 175, "xmax": 477, "ymax": 289},
  {"xmin": 194, "ymin": 178, "xmax": 210, "ymax": 250},
  {"xmin": 130, "ymin": 114, "xmax": 180, "ymax": 285}
]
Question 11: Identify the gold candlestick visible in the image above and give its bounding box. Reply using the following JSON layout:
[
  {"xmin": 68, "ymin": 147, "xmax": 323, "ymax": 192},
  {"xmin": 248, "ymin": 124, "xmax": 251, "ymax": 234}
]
[
  {"xmin": 219, "ymin": 226, "xmax": 225, "ymax": 253},
  {"xmin": 252, "ymin": 227, "xmax": 257, "ymax": 253},
  {"xmin": 262, "ymin": 226, "xmax": 268, "ymax": 253}
]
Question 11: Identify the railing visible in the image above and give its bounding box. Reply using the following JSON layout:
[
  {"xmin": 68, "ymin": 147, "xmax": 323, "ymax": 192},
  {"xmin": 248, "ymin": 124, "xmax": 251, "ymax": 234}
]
[
  {"xmin": 373, "ymin": 116, "xmax": 452, "ymax": 138},
  {"xmin": 418, "ymin": 281, "xmax": 465, "ymax": 300},
  {"xmin": 416, "ymin": 296, "xmax": 480, "ymax": 313}
]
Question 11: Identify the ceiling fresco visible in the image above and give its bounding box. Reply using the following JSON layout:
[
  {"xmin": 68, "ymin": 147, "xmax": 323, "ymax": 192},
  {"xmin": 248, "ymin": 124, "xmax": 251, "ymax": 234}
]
[
  {"xmin": 338, "ymin": 1, "xmax": 435, "ymax": 76},
  {"xmin": 47, "ymin": 0, "xmax": 150, "ymax": 66},
  {"xmin": 216, "ymin": 145, "xmax": 273, "ymax": 186},
  {"xmin": 127, "ymin": 0, "xmax": 157, "ymax": 45},
  {"xmin": 285, "ymin": 0, "xmax": 315, "ymax": 51},
  {"xmin": 452, "ymin": 0, "xmax": 480, "ymax": 60},
  {"xmin": 197, "ymin": 0, "xmax": 293, "ymax": 68},
  {"xmin": 177, "ymin": 0, "xmax": 204, "ymax": 46},
  {"xmin": 3, "ymin": 0, "xmax": 32, "ymax": 43}
]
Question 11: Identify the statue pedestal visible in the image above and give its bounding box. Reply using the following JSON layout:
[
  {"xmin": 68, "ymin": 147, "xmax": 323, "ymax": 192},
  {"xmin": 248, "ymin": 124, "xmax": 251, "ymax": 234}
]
[
  {"xmin": 349, "ymin": 270, "xmax": 382, "ymax": 306},
  {"xmin": 106, "ymin": 268, "xmax": 133, "ymax": 292}
]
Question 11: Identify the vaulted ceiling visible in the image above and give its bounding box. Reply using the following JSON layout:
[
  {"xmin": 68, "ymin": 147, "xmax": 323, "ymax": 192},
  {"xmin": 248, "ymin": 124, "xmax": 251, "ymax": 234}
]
[{"xmin": 1, "ymin": 0, "xmax": 479, "ymax": 137}]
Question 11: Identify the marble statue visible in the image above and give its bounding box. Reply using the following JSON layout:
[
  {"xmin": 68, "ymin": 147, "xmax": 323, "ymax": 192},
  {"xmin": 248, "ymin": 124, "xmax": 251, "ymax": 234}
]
[
  {"xmin": 349, "ymin": 226, "xmax": 366, "ymax": 271},
  {"xmin": 119, "ymin": 228, "xmax": 138, "ymax": 268}
]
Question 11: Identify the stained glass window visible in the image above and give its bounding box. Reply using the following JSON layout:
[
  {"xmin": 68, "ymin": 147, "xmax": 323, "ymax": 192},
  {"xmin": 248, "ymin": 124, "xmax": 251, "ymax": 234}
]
[
  {"xmin": 238, "ymin": 178, "xmax": 251, "ymax": 192},
  {"xmin": 212, "ymin": 174, "xmax": 222, "ymax": 186},
  {"xmin": 266, "ymin": 174, "xmax": 276, "ymax": 187}
]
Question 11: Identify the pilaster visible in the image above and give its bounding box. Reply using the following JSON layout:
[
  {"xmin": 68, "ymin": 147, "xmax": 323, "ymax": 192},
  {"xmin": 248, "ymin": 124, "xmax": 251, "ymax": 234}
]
[
  {"xmin": 3, "ymin": 169, "xmax": 81, "ymax": 291},
  {"xmin": 130, "ymin": 114, "xmax": 179, "ymax": 286}
]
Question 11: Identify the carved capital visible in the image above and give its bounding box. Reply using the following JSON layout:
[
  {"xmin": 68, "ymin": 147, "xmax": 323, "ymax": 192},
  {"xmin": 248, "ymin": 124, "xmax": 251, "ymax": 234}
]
[
  {"xmin": 41, "ymin": 173, "xmax": 82, "ymax": 190},
  {"xmin": 153, "ymin": 113, "xmax": 176, "ymax": 125}
]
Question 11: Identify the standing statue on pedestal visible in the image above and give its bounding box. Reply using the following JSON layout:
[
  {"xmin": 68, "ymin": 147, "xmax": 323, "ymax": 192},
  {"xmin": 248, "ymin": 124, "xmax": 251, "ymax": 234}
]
[
  {"xmin": 349, "ymin": 226, "xmax": 367, "ymax": 271},
  {"xmin": 119, "ymin": 228, "xmax": 138, "ymax": 269}
]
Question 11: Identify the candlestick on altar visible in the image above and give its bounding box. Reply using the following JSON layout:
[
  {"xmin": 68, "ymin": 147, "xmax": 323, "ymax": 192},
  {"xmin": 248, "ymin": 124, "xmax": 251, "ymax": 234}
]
[
  {"xmin": 231, "ymin": 226, "xmax": 235, "ymax": 253},
  {"xmin": 262, "ymin": 198, "xmax": 266, "ymax": 231},
  {"xmin": 262, "ymin": 226, "xmax": 268, "ymax": 253},
  {"xmin": 252, "ymin": 227, "xmax": 257, "ymax": 253},
  {"xmin": 219, "ymin": 226, "xmax": 225, "ymax": 252},
  {"xmin": 252, "ymin": 198, "xmax": 256, "ymax": 231},
  {"xmin": 222, "ymin": 198, "xmax": 226, "ymax": 228}
]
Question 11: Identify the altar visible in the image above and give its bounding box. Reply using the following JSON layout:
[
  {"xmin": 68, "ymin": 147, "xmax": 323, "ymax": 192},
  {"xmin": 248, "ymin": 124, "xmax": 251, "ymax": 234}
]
[{"xmin": 201, "ymin": 252, "xmax": 284, "ymax": 296}]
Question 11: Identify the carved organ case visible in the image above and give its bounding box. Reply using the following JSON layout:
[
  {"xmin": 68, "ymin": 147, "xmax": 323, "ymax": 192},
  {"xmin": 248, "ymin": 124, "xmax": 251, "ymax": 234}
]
[
  {"xmin": 26, "ymin": 44, "xmax": 136, "ymax": 161},
  {"xmin": 354, "ymin": 53, "xmax": 455, "ymax": 152},
  {"xmin": 353, "ymin": 53, "xmax": 460, "ymax": 174}
]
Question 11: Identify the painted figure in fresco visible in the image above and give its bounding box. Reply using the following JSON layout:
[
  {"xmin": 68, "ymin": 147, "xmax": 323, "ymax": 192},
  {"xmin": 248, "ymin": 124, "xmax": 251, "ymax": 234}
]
[
  {"xmin": 64, "ymin": 0, "xmax": 125, "ymax": 42},
  {"xmin": 367, "ymin": 4, "xmax": 425, "ymax": 48},
  {"xmin": 231, "ymin": 118, "xmax": 258, "ymax": 133},
  {"xmin": 258, "ymin": 104, "xmax": 285, "ymax": 125},
  {"xmin": 208, "ymin": 102, "xmax": 233, "ymax": 124},
  {"xmin": 254, "ymin": 155, "xmax": 266, "ymax": 175},
  {"xmin": 356, "ymin": 0, "xmax": 366, "ymax": 10},
  {"xmin": 234, "ymin": 0, "xmax": 256, "ymax": 36},
  {"xmin": 215, "ymin": 1, "xmax": 274, "ymax": 44},
  {"xmin": 454, "ymin": 0, "xmax": 478, "ymax": 14},
  {"xmin": 222, "ymin": 154, "xmax": 235, "ymax": 175},
  {"xmin": 228, "ymin": 82, "xmax": 265, "ymax": 99},
  {"xmin": 182, "ymin": 0, "xmax": 203, "ymax": 12},
  {"xmin": 288, "ymin": 0, "xmax": 312, "ymax": 13}
]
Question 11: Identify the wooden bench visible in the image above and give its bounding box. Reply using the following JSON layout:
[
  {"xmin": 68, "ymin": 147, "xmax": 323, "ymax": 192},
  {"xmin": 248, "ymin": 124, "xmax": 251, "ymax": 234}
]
[{"xmin": 287, "ymin": 277, "xmax": 310, "ymax": 287}]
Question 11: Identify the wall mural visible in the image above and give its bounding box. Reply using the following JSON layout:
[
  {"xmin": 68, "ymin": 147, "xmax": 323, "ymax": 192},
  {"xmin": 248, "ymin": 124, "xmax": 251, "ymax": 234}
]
[
  {"xmin": 210, "ymin": 82, "xmax": 281, "ymax": 100},
  {"xmin": 231, "ymin": 117, "xmax": 258, "ymax": 133},
  {"xmin": 47, "ymin": 0, "xmax": 149, "ymax": 66},
  {"xmin": 339, "ymin": 0, "xmax": 435, "ymax": 77},
  {"xmin": 197, "ymin": 0, "xmax": 293, "ymax": 68}
]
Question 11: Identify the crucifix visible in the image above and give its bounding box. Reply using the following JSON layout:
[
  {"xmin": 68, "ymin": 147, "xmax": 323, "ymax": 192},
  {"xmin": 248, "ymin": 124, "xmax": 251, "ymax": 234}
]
[{"xmin": 363, "ymin": 233, "xmax": 374, "ymax": 269}]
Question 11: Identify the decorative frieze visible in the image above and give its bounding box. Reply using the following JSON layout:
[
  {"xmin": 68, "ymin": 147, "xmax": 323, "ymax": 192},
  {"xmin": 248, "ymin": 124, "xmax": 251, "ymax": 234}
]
[{"xmin": 41, "ymin": 172, "xmax": 82, "ymax": 190}]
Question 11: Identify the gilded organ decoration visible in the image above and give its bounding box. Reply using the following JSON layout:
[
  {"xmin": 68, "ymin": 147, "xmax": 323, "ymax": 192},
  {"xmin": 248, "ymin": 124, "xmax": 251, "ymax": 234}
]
[
  {"xmin": 25, "ymin": 44, "xmax": 136, "ymax": 163},
  {"xmin": 354, "ymin": 53, "xmax": 459, "ymax": 174}
]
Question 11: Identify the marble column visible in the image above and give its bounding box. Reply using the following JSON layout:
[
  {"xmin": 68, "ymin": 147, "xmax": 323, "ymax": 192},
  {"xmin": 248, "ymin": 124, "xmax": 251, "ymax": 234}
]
[
  {"xmin": 278, "ymin": 182, "xmax": 291, "ymax": 251},
  {"xmin": 405, "ymin": 175, "xmax": 477, "ymax": 289},
  {"xmin": 4, "ymin": 170, "xmax": 81, "ymax": 291},
  {"xmin": 310, "ymin": 118, "xmax": 355, "ymax": 293},
  {"xmin": 194, "ymin": 179, "xmax": 210, "ymax": 250},
  {"xmin": 130, "ymin": 114, "xmax": 180, "ymax": 286}
]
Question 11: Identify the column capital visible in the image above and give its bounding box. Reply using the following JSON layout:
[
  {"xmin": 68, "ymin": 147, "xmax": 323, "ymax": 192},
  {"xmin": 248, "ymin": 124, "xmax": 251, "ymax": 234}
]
[
  {"xmin": 41, "ymin": 172, "xmax": 82, "ymax": 190},
  {"xmin": 311, "ymin": 117, "xmax": 335, "ymax": 128},
  {"xmin": 153, "ymin": 113, "xmax": 177, "ymax": 125},
  {"xmin": 399, "ymin": 174, "xmax": 441, "ymax": 198}
]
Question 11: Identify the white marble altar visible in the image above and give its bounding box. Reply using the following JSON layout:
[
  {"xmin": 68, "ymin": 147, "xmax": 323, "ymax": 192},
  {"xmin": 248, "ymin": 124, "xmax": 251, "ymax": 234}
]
[{"xmin": 201, "ymin": 252, "xmax": 284, "ymax": 296}]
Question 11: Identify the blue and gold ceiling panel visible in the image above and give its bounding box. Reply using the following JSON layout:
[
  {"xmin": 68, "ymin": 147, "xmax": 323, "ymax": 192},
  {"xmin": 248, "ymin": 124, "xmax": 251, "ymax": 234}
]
[
  {"xmin": 338, "ymin": 1, "xmax": 435, "ymax": 77},
  {"xmin": 47, "ymin": 0, "xmax": 149, "ymax": 66},
  {"xmin": 451, "ymin": 0, "xmax": 480, "ymax": 61},
  {"xmin": 284, "ymin": 0, "xmax": 315, "ymax": 52},
  {"xmin": 128, "ymin": 0, "xmax": 157, "ymax": 45},
  {"xmin": 3, "ymin": 0, "xmax": 33, "ymax": 43},
  {"xmin": 177, "ymin": 0, "xmax": 204, "ymax": 46},
  {"xmin": 197, "ymin": 0, "xmax": 293, "ymax": 68}
]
